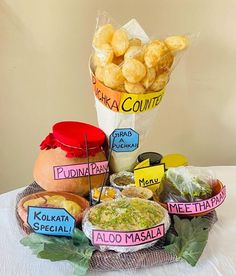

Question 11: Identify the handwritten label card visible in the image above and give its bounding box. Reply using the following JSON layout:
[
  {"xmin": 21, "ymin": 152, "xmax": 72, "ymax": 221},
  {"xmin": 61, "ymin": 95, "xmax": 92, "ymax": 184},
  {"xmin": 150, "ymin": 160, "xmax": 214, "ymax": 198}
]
[
  {"xmin": 27, "ymin": 207, "xmax": 75, "ymax": 237},
  {"xmin": 167, "ymin": 186, "xmax": 226, "ymax": 215},
  {"xmin": 134, "ymin": 164, "xmax": 165, "ymax": 192},
  {"xmin": 110, "ymin": 128, "xmax": 139, "ymax": 152},
  {"xmin": 91, "ymin": 74, "xmax": 165, "ymax": 114},
  {"xmin": 53, "ymin": 160, "xmax": 109, "ymax": 180},
  {"xmin": 134, "ymin": 159, "xmax": 150, "ymax": 169},
  {"xmin": 92, "ymin": 224, "xmax": 165, "ymax": 247}
]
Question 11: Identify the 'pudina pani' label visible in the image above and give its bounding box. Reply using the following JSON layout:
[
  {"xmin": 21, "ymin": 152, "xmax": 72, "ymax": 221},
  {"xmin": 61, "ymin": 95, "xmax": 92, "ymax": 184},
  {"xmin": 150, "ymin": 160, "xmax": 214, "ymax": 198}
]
[{"xmin": 53, "ymin": 160, "xmax": 109, "ymax": 180}]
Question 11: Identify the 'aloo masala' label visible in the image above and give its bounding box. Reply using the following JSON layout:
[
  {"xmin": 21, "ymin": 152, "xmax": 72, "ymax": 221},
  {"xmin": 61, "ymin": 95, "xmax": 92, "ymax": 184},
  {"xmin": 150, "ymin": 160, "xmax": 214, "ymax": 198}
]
[
  {"xmin": 167, "ymin": 186, "xmax": 226, "ymax": 215},
  {"xmin": 53, "ymin": 160, "xmax": 109, "ymax": 180},
  {"xmin": 91, "ymin": 74, "xmax": 165, "ymax": 114},
  {"xmin": 92, "ymin": 224, "xmax": 165, "ymax": 247}
]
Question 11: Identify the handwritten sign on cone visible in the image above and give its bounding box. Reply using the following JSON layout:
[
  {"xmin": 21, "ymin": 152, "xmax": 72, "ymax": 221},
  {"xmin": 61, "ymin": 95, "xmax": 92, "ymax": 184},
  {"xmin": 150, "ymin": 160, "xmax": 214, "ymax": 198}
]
[
  {"xmin": 110, "ymin": 128, "xmax": 139, "ymax": 152},
  {"xmin": 91, "ymin": 74, "xmax": 165, "ymax": 114}
]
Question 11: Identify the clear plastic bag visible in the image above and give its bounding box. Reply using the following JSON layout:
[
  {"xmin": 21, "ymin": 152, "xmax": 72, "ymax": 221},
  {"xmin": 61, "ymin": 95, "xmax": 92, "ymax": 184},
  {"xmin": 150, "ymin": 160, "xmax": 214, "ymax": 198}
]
[
  {"xmin": 89, "ymin": 11, "xmax": 195, "ymax": 172},
  {"xmin": 158, "ymin": 166, "xmax": 215, "ymax": 203},
  {"xmin": 91, "ymin": 10, "xmax": 192, "ymax": 94}
]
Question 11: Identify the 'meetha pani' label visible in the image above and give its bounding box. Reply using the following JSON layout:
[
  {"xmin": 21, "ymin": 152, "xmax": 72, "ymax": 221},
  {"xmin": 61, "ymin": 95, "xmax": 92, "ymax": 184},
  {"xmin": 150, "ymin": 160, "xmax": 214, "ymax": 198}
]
[
  {"xmin": 167, "ymin": 186, "xmax": 226, "ymax": 215},
  {"xmin": 53, "ymin": 160, "xmax": 109, "ymax": 180},
  {"xmin": 91, "ymin": 74, "xmax": 165, "ymax": 114},
  {"xmin": 92, "ymin": 224, "xmax": 165, "ymax": 247}
]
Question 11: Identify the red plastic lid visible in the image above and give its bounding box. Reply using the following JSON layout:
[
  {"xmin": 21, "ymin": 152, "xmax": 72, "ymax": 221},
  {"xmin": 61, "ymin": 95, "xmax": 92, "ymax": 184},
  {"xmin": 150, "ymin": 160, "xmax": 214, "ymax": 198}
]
[
  {"xmin": 53, "ymin": 121, "xmax": 106, "ymax": 148},
  {"xmin": 40, "ymin": 121, "xmax": 107, "ymax": 158}
]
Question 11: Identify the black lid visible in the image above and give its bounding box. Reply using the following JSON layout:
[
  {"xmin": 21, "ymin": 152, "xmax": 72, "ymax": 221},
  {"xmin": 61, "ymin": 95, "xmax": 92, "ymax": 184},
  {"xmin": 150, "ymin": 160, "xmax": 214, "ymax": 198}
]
[{"xmin": 137, "ymin": 152, "xmax": 163, "ymax": 166}]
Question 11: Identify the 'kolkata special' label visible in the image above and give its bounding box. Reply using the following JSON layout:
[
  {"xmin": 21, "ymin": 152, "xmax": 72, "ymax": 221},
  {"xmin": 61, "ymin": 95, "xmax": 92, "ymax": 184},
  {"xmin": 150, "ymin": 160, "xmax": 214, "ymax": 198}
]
[{"xmin": 27, "ymin": 207, "xmax": 75, "ymax": 237}]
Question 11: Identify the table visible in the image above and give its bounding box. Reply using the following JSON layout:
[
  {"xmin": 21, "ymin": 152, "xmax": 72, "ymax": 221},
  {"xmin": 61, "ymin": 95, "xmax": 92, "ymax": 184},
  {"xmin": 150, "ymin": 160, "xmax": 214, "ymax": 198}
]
[{"xmin": 1, "ymin": 166, "xmax": 236, "ymax": 276}]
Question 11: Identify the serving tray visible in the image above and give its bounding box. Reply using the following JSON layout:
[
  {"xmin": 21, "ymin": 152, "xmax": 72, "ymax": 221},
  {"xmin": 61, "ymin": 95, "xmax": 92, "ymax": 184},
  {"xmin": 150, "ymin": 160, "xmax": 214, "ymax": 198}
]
[{"xmin": 15, "ymin": 182, "xmax": 218, "ymax": 271}]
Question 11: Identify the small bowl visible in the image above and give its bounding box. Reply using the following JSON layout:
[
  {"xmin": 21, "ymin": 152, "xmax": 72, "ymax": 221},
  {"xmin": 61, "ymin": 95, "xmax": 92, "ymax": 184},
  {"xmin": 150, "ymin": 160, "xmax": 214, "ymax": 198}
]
[
  {"xmin": 110, "ymin": 171, "xmax": 135, "ymax": 190},
  {"xmin": 17, "ymin": 191, "xmax": 89, "ymax": 226},
  {"xmin": 92, "ymin": 186, "xmax": 121, "ymax": 203},
  {"xmin": 153, "ymin": 179, "xmax": 224, "ymax": 217},
  {"xmin": 122, "ymin": 187, "xmax": 153, "ymax": 200}
]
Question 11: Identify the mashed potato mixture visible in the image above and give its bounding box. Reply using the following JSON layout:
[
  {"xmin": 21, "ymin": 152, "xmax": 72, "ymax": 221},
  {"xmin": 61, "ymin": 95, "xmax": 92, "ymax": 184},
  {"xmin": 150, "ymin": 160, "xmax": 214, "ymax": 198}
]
[{"xmin": 89, "ymin": 198, "xmax": 164, "ymax": 231}]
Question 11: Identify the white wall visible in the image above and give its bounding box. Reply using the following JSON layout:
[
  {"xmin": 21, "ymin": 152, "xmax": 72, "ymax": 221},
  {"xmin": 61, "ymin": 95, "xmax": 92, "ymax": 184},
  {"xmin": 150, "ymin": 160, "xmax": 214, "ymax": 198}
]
[{"xmin": 1, "ymin": 0, "xmax": 236, "ymax": 193}]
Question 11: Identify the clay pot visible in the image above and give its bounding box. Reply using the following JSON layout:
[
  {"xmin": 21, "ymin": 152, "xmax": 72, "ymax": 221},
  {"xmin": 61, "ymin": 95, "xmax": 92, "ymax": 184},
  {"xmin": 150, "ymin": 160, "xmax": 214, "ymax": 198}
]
[{"xmin": 34, "ymin": 147, "xmax": 107, "ymax": 196}]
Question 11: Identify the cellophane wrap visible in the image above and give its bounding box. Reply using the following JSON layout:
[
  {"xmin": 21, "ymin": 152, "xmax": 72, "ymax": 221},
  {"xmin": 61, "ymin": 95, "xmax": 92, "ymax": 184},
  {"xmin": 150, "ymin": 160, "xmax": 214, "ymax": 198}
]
[
  {"xmin": 158, "ymin": 166, "xmax": 216, "ymax": 203},
  {"xmin": 91, "ymin": 11, "xmax": 191, "ymax": 172}
]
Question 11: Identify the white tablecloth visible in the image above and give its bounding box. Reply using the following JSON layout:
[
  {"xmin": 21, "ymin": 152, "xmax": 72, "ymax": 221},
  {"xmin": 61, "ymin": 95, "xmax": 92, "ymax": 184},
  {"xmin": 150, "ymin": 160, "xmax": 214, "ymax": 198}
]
[{"xmin": 0, "ymin": 166, "xmax": 236, "ymax": 276}]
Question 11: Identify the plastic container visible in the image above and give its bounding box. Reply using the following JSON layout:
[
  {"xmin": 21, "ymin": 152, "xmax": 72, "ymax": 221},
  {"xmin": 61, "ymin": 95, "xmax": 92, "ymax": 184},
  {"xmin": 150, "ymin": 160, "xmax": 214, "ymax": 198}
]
[
  {"xmin": 137, "ymin": 152, "xmax": 163, "ymax": 166},
  {"xmin": 110, "ymin": 171, "xmax": 135, "ymax": 190},
  {"xmin": 92, "ymin": 186, "xmax": 121, "ymax": 203},
  {"xmin": 121, "ymin": 187, "xmax": 153, "ymax": 200},
  {"xmin": 161, "ymin": 153, "xmax": 188, "ymax": 169}
]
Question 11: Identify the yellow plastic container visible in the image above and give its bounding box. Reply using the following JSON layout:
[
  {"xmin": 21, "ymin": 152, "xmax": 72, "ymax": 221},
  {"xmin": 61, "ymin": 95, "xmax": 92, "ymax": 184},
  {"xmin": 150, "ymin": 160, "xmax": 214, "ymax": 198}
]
[{"xmin": 161, "ymin": 154, "xmax": 188, "ymax": 169}]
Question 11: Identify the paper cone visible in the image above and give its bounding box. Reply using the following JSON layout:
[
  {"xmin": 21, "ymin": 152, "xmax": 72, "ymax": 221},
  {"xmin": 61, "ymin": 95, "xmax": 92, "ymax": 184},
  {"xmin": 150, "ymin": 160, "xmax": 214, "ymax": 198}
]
[
  {"xmin": 90, "ymin": 16, "xmax": 191, "ymax": 172},
  {"xmin": 90, "ymin": 69, "xmax": 165, "ymax": 172}
]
